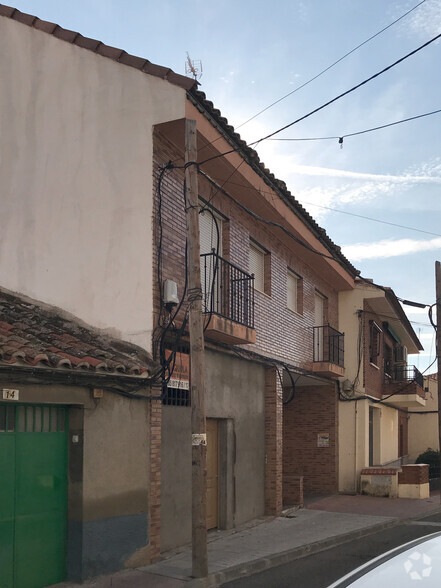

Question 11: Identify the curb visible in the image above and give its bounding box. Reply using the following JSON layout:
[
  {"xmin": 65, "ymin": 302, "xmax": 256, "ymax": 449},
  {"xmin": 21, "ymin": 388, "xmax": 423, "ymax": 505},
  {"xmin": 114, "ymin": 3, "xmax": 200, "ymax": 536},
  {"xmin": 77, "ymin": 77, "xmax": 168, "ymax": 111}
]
[{"xmin": 186, "ymin": 517, "xmax": 400, "ymax": 587}]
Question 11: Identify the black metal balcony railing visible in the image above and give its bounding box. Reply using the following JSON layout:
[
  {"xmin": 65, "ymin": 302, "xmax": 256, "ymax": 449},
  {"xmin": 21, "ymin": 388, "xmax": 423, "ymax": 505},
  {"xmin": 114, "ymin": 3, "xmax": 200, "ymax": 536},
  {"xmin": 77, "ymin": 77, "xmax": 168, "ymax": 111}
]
[
  {"xmin": 385, "ymin": 365, "xmax": 424, "ymax": 388},
  {"xmin": 201, "ymin": 252, "xmax": 255, "ymax": 328},
  {"xmin": 313, "ymin": 325, "xmax": 344, "ymax": 367}
]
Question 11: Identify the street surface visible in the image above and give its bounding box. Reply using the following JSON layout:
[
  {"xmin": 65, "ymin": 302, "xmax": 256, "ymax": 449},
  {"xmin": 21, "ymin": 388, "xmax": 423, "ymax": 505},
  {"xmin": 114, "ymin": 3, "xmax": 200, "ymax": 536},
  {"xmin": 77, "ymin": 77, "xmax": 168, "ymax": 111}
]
[{"xmin": 222, "ymin": 512, "xmax": 441, "ymax": 588}]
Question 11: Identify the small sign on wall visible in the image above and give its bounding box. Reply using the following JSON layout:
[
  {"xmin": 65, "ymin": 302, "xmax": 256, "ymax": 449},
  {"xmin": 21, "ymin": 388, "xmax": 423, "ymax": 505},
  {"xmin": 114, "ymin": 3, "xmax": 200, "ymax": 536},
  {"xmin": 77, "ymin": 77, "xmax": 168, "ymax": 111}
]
[
  {"xmin": 3, "ymin": 389, "xmax": 19, "ymax": 400},
  {"xmin": 317, "ymin": 432, "xmax": 329, "ymax": 447}
]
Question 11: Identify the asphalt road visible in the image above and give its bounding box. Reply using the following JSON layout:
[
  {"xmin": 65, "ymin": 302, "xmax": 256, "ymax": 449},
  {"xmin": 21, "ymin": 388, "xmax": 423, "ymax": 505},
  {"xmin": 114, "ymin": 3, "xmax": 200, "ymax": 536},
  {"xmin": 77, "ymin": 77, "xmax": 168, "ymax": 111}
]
[{"xmin": 221, "ymin": 513, "xmax": 441, "ymax": 588}]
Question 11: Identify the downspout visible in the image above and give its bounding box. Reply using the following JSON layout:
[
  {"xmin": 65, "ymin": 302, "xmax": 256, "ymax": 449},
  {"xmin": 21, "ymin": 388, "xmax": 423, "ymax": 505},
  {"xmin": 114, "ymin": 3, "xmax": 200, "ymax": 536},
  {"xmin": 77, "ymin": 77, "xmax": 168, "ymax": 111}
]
[{"xmin": 354, "ymin": 400, "xmax": 358, "ymax": 493}]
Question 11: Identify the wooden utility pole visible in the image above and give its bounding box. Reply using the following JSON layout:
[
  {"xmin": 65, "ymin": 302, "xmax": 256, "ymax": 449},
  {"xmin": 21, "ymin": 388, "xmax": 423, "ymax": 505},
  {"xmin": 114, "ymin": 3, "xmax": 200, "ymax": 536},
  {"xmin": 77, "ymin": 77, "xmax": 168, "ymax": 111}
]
[
  {"xmin": 436, "ymin": 261, "xmax": 441, "ymax": 503},
  {"xmin": 185, "ymin": 118, "xmax": 208, "ymax": 577}
]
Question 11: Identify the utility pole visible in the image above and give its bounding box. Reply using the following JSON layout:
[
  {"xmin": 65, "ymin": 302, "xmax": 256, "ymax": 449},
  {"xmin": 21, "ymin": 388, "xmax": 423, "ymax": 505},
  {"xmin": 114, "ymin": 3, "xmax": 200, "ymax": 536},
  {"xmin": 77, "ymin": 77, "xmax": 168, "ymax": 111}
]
[
  {"xmin": 185, "ymin": 118, "xmax": 208, "ymax": 577},
  {"xmin": 436, "ymin": 261, "xmax": 441, "ymax": 503}
]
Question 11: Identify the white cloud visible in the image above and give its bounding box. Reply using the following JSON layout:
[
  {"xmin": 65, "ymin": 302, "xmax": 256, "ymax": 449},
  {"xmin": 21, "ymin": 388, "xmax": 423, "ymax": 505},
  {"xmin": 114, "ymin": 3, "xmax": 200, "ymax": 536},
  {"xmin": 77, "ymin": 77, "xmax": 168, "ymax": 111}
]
[
  {"xmin": 287, "ymin": 164, "xmax": 441, "ymax": 184},
  {"xmin": 403, "ymin": 0, "xmax": 441, "ymax": 38},
  {"xmin": 342, "ymin": 237, "xmax": 441, "ymax": 261}
]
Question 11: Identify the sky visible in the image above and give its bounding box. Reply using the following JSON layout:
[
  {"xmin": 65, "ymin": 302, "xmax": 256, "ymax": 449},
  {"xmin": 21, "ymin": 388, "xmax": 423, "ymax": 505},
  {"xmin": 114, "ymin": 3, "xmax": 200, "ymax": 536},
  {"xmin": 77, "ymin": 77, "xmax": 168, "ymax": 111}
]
[{"xmin": 7, "ymin": 0, "xmax": 441, "ymax": 371}]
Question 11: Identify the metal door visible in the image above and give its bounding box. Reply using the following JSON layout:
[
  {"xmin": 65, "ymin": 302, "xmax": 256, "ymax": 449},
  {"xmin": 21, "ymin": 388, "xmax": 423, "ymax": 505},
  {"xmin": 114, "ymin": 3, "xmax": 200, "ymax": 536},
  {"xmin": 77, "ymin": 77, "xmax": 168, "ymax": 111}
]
[{"xmin": 0, "ymin": 403, "xmax": 68, "ymax": 588}]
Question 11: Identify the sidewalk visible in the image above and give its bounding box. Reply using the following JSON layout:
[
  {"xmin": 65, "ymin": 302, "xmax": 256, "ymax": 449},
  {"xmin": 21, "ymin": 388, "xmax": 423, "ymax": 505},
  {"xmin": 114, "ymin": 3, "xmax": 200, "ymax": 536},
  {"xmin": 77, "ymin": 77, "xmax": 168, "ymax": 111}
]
[{"xmin": 57, "ymin": 492, "xmax": 441, "ymax": 588}]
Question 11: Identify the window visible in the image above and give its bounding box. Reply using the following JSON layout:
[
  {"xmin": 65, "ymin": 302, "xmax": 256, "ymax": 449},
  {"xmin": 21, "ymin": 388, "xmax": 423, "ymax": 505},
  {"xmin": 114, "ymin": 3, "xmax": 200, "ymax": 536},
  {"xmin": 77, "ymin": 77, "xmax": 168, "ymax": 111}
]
[
  {"xmin": 199, "ymin": 207, "xmax": 222, "ymax": 256},
  {"xmin": 384, "ymin": 344, "xmax": 392, "ymax": 377},
  {"xmin": 369, "ymin": 320, "xmax": 382, "ymax": 365},
  {"xmin": 287, "ymin": 270, "xmax": 302, "ymax": 313},
  {"xmin": 249, "ymin": 240, "xmax": 270, "ymax": 294},
  {"xmin": 200, "ymin": 207, "xmax": 223, "ymax": 314}
]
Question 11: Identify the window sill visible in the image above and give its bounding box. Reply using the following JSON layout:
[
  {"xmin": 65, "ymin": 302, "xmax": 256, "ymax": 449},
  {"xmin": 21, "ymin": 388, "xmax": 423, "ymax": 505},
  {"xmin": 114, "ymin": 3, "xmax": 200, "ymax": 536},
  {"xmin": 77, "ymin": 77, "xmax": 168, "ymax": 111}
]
[
  {"xmin": 254, "ymin": 288, "xmax": 271, "ymax": 299},
  {"xmin": 286, "ymin": 307, "xmax": 303, "ymax": 318},
  {"xmin": 369, "ymin": 362, "xmax": 380, "ymax": 370}
]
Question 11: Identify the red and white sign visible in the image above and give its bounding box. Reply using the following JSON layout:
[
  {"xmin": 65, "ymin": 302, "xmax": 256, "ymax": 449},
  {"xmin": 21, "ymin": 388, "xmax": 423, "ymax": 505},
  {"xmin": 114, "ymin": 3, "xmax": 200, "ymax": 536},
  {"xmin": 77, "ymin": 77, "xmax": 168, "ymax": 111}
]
[{"xmin": 165, "ymin": 350, "xmax": 190, "ymax": 390}]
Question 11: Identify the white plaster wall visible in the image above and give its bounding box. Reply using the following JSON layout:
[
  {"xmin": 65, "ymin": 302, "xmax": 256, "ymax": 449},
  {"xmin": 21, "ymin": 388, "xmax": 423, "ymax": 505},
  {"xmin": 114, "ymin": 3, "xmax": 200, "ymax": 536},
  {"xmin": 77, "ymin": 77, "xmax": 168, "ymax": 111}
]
[
  {"xmin": 0, "ymin": 17, "xmax": 186, "ymax": 351},
  {"xmin": 379, "ymin": 405, "xmax": 398, "ymax": 464},
  {"xmin": 338, "ymin": 288, "xmax": 367, "ymax": 386},
  {"xmin": 408, "ymin": 377, "xmax": 439, "ymax": 460}
]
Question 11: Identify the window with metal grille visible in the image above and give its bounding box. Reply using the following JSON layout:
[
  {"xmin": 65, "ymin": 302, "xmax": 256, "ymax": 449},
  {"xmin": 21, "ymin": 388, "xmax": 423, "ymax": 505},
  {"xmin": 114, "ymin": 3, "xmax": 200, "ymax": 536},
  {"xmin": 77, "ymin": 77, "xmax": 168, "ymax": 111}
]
[
  {"xmin": 0, "ymin": 404, "xmax": 66, "ymax": 432},
  {"xmin": 162, "ymin": 385, "xmax": 191, "ymax": 407}
]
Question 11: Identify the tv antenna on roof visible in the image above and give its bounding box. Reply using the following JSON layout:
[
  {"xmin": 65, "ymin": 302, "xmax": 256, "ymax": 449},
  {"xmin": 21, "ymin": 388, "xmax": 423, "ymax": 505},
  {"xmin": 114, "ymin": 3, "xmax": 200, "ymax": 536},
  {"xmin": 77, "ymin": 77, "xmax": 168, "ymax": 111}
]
[{"xmin": 185, "ymin": 52, "xmax": 203, "ymax": 80}]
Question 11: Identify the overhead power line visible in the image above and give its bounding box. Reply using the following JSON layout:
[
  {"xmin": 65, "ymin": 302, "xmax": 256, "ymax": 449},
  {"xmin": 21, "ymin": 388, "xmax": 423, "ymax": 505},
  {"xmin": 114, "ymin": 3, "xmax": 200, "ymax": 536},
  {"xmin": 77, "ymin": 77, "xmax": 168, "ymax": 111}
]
[
  {"xmin": 253, "ymin": 31, "xmax": 441, "ymax": 145},
  {"xmin": 198, "ymin": 30, "xmax": 441, "ymax": 166},
  {"xmin": 298, "ymin": 201, "xmax": 441, "ymax": 238},
  {"xmin": 235, "ymin": 0, "xmax": 427, "ymax": 130},
  {"xmin": 207, "ymin": 174, "xmax": 441, "ymax": 238},
  {"xmin": 268, "ymin": 108, "xmax": 441, "ymax": 143}
]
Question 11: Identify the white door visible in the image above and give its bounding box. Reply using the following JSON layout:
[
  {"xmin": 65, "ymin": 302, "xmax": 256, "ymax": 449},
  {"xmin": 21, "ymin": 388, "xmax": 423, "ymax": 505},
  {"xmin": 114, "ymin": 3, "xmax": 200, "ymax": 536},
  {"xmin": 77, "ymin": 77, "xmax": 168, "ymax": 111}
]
[{"xmin": 314, "ymin": 293, "xmax": 325, "ymax": 361}]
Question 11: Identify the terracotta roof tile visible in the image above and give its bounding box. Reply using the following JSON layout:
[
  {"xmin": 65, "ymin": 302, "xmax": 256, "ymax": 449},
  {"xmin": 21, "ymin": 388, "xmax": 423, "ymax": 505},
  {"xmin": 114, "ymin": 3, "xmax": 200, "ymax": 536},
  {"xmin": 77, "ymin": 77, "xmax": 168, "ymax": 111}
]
[
  {"xmin": 33, "ymin": 18, "xmax": 57, "ymax": 34},
  {"xmin": 74, "ymin": 35, "xmax": 101, "ymax": 51},
  {"xmin": 0, "ymin": 3, "xmax": 196, "ymax": 90},
  {"xmin": 0, "ymin": 288, "xmax": 154, "ymax": 376},
  {"xmin": 52, "ymin": 26, "xmax": 78, "ymax": 43}
]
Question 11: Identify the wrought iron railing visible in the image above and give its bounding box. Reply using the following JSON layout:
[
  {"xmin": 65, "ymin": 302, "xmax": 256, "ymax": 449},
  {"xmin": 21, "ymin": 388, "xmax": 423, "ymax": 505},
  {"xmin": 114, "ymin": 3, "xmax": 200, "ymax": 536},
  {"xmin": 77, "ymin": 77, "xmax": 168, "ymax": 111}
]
[
  {"xmin": 313, "ymin": 325, "xmax": 344, "ymax": 367},
  {"xmin": 385, "ymin": 365, "xmax": 424, "ymax": 389},
  {"xmin": 201, "ymin": 252, "xmax": 255, "ymax": 328}
]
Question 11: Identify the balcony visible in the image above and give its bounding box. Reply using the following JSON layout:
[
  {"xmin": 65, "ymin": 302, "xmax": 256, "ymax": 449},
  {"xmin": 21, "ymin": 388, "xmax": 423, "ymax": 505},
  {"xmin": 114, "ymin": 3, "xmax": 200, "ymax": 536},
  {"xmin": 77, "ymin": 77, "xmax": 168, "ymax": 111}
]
[
  {"xmin": 201, "ymin": 252, "xmax": 256, "ymax": 345},
  {"xmin": 307, "ymin": 325, "xmax": 345, "ymax": 378},
  {"xmin": 383, "ymin": 365, "xmax": 426, "ymax": 407}
]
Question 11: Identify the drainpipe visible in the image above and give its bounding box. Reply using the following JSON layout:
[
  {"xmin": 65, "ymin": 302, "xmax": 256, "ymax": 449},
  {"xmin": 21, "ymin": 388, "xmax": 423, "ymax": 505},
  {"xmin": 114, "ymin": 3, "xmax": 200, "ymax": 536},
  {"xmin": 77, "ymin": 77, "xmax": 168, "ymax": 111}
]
[{"xmin": 354, "ymin": 400, "xmax": 358, "ymax": 493}]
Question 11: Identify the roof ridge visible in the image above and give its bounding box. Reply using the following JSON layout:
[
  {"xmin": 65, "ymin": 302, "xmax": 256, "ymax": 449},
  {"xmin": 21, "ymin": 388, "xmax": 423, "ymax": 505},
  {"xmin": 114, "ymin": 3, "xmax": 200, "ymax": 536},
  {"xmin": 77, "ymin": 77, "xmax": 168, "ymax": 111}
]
[{"xmin": 0, "ymin": 3, "xmax": 196, "ymax": 90}]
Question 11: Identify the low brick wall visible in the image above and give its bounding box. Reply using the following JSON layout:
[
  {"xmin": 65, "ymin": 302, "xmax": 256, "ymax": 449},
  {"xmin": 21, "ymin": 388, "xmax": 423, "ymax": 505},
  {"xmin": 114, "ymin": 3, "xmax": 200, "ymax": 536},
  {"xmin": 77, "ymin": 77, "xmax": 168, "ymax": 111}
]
[
  {"xmin": 398, "ymin": 464, "xmax": 429, "ymax": 485},
  {"xmin": 360, "ymin": 468, "xmax": 399, "ymax": 498},
  {"xmin": 360, "ymin": 465, "xmax": 430, "ymax": 499},
  {"xmin": 398, "ymin": 464, "xmax": 429, "ymax": 499}
]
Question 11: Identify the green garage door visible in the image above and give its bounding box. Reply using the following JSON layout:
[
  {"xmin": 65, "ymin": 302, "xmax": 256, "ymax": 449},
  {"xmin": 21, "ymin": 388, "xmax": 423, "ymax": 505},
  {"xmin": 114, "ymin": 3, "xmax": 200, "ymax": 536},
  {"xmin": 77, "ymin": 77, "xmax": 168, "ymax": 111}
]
[{"xmin": 0, "ymin": 403, "xmax": 68, "ymax": 588}]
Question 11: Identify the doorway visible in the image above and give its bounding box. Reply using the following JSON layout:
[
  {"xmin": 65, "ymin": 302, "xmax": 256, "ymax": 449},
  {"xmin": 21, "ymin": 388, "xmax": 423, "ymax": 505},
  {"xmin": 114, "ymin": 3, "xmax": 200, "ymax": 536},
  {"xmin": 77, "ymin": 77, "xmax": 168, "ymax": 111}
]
[{"xmin": 0, "ymin": 403, "xmax": 68, "ymax": 588}]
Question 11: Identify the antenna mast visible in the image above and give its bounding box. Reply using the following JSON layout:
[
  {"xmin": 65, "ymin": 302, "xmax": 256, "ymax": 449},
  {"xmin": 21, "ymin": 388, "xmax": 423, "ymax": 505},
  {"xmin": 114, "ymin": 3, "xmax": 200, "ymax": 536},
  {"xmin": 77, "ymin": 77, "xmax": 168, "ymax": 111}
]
[{"xmin": 185, "ymin": 52, "xmax": 203, "ymax": 80}]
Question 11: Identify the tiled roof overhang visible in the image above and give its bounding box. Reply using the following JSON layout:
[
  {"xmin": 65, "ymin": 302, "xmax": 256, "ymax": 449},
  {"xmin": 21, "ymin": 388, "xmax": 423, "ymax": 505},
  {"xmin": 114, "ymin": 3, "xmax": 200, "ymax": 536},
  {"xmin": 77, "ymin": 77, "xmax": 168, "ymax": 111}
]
[
  {"xmin": 187, "ymin": 88, "xmax": 359, "ymax": 278},
  {"xmin": 0, "ymin": 288, "xmax": 155, "ymax": 378}
]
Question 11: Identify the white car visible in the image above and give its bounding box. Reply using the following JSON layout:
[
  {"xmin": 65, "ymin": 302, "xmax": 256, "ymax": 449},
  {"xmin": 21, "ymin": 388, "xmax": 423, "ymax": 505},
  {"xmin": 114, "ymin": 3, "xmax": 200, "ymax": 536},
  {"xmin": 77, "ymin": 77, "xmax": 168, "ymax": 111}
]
[{"xmin": 328, "ymin": 531, "xmax": 441, "ymax": 587}]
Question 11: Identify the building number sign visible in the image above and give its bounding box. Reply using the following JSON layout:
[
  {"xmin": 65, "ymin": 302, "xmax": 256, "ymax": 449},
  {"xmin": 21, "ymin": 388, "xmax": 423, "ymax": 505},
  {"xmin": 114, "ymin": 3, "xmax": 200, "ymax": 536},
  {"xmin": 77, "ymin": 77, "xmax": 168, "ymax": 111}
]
[{"xmin": 2, "ymin": 389, "xmax": 19, "ymax": 400}]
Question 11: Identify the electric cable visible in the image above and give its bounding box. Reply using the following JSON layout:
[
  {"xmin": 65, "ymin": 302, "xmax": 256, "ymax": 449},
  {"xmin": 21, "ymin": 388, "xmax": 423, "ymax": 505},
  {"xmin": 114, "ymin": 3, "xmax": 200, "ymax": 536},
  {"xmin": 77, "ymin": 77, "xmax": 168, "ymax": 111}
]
[
  {"xmin": 198, "ymin": 168, "xmax": 339, "ymax": 263},
  {"xmin": 195, "ymin": 30, "xmax": 441, "ymax": 167},
  {"xmin": 269, "ymin": 107, "xmax": 441, "ymax": 145},
  {"xmin": 207, "ymin": 175, "xmax": 441, "ymax": 239},
  {"xmin": 194, "ymin": 0, "xmax": 427, "ymax": 159},
  {"xmin": 233, "ymin": 0, "xmax": 428, "ymax": 131}
]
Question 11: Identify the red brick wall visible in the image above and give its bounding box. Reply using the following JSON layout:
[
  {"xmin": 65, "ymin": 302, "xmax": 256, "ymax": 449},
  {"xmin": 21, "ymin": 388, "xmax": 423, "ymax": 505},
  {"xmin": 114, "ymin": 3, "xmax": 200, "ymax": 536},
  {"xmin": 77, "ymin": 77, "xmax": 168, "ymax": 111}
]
[
  {"xmin": 283, "ymin": 384, "xmax": 339, "ymax": 494},
  {"xmin": 265, "ymin": 366, "xmax": 283, "ymax": 515},
  {"xmin": 398, "ymin": 464, "xmax": 428, "ymax": 485},
  {"xmin": 149, "ymin": 393, "xmax": 162, "ymax": 562},
  {"xmin": 153, "ymin": 131, "xmax": 340, "ymax": 367}
]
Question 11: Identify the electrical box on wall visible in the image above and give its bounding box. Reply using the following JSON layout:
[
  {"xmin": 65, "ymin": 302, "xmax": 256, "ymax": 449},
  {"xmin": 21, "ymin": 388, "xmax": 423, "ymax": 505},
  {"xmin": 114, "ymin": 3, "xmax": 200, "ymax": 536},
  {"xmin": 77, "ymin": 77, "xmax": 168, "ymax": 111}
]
[{"xmin": 163, "ymin": 279, "xmax": 179, "ymax": 306}]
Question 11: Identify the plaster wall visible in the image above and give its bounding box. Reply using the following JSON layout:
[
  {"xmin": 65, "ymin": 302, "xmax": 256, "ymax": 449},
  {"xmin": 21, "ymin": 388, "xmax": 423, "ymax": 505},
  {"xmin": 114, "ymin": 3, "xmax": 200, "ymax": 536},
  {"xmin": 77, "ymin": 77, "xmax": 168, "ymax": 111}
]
[
  {"xmin": 0, "ymin": 17, "xmax": 186, "ymax": 352},
  {"xmin": 0, "ymin": 379, "xmax": 151, "ymax": 579},
  {"xmin": 379, "ymin": 404, "xmax": 398, "ymax": 465},
  {"xmin": 160, "ymin": 350, "xmax": 265, "ymax": 551},
  {"xmin": 408, "ymin": 376, "xmax": 439, "ymax": 460}
]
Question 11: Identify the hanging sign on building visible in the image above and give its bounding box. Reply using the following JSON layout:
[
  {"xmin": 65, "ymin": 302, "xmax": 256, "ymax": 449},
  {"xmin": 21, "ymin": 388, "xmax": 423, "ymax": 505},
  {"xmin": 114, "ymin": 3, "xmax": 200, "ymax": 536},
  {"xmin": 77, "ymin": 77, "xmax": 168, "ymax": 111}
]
[
  {"xmin": 317, "ymin": 432, "xmax": 330, "ymax": 447},
  {"xmin": 165, "ymin": 349, "xmax": 190, "ymax": 389}
]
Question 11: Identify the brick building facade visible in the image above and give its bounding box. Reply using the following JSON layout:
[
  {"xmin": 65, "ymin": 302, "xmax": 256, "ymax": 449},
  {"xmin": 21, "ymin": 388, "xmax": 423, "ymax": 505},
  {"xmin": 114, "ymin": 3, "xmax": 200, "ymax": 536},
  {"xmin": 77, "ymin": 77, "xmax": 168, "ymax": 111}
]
[{"xmin": 152, "ymin": 110, "xmax": 357, "ymax": 548}]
